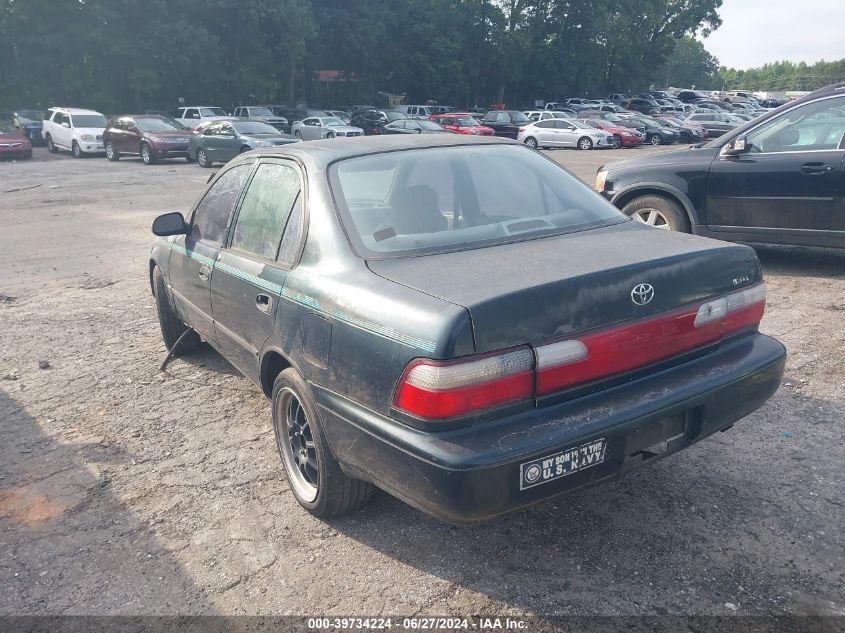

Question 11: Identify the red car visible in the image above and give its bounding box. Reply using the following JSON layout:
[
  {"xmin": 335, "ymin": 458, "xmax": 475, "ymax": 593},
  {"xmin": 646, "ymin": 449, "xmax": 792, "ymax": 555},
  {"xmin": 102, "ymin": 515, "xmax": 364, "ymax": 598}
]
[
  {"xmin": 0, "ymin": 123, "xmax": 33, "ymax": 159},
  {"xmin": 579, "ymin": 119, "xmax": 643, "ymax": 148},
  {"xmin": 430, "ymin": 113, "xmax": 494, "ymax": 136}
]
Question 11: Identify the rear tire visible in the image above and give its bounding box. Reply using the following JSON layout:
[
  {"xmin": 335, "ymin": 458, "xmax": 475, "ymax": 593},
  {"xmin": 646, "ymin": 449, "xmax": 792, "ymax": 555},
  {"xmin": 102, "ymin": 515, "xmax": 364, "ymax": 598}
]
[
  {"xmin": 46, "ymin": 135, "xmax": 57, "ymax": 153},
  {"xmin": 152, "ymin": 266, "xmax": 199, "ymax": 354},
  {"xmin": 106, "ymin": 141, "xmax": 120, "ymax": 161},
  {"xmin": 272, "ymin": 368, "xmax": 374, "ymax": 518},
  {"xmin": 577, "ymin": 136, "xmax": 593, "ymax": 150},
  {"xmin": 523, "ymin": 136, "xmax": 538, "ymax": 149},
  {"xmin": 621, "ymin": 195, "xmax": 690, "ymax": 232}
]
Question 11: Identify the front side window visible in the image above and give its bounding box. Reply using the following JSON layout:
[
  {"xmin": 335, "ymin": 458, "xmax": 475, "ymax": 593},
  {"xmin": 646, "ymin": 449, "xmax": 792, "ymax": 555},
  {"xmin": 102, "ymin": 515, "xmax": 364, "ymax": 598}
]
[
  {"xmin": 330, "ymin": 145, "xmax": 623, "ymax": 257},
  {"xmin": 744, "ymin": 97, "xmax": 845, "ymax": 153},
  {"xmin": 199, "ymin": 107, "xmax": 227, "ymax": 117},
  {"xmin": 191, "ymin": 164, "xmax": 252, "ymax": 244},
  {"xmin": 230, "ymin": 163, "xmax": 301, "ymax": 260}
]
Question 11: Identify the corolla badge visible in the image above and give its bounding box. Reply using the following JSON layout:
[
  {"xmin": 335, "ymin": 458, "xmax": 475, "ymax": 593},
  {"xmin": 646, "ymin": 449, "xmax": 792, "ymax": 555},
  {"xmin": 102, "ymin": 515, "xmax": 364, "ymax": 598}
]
[{"xmin": 631, "ymin": 283, "xmax": 655, "ymax": 306}]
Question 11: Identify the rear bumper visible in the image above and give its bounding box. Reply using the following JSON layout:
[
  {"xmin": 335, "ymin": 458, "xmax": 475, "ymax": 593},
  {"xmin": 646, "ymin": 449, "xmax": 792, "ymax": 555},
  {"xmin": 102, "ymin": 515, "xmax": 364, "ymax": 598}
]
[{"xmin": 315, "ymin": 333, "xmax": 785, "ymax": 524}]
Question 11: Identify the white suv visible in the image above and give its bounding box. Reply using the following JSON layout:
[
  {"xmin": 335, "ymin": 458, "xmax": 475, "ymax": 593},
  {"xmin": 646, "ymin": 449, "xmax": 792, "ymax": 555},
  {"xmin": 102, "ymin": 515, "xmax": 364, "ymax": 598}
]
[{"xmin": 42, "ymin": 107, "xmax": 108, "ymax": 157}]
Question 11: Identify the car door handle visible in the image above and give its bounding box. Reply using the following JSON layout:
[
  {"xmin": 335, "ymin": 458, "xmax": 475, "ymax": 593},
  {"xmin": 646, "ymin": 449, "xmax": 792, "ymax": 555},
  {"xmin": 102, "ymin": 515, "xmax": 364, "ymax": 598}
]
[
  {"xmin": 197, "ymin": 265, "xmax": 211, "ymax": 282},
  {"xmin": 255, "ymin": 293, "xmax": 272, "ymax": 314},
  {"xmin": 801, "ymin": 162, "xmax": 833, "ymax": 175}
]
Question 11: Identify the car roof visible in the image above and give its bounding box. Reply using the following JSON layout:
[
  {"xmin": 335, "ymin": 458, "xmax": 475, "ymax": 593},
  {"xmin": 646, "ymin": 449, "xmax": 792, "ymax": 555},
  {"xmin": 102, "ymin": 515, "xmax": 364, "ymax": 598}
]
[
  {"xmin": 50, "ymin": 107, "xmax": 104, "ymax": 115},
  {"xmin": 236, "ymin": 134, "xmax": 517, "ymax": 170}
]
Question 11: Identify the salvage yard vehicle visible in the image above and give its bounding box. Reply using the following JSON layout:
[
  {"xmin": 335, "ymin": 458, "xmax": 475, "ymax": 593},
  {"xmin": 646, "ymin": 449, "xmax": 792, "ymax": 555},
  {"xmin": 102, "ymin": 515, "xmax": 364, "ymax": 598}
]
[
  {"xmin": 517, "ymin": 119, "xmax": 615, "ymax": 150},
  {"xmin": 291, "ymin": 116, "xmax": 364, "ymax": 140},
  {"xmin": 149, "ymin": 134, "xmax": 786, "ymax": 523},
  {"xmin": 175, "ymin": 106, "xmax": 230, "ymax": 129},
  {"xmin": 381, "ymin": 119, "xmax": 450, "ymax": 135},
  {"xmin": 0, "ymin": 122, "xmax": 33, "ymax": 159},
  {"xmin": 42, "ymin": 107, "xmax": 108, "ymax": 157},
  {"xmin": 597, "ymin": 82, "xmax": 845, "ymax": 248},
  {"xmin": 232, "ymin": 106, "xmax": 288, "ymax": 131},
  {"xmin": 103, "ymin": 115, "xmax": 192, "ymax": 164},
  {"xmin": 188, "ymin": 119, "xmax": 298, "ymax": 167},
  {"xmin": 578, "ymin": 118, "xmax": 644, "ymax": 148},
  {"xmin": 482, "ymin": 110, "xmax": 531, "ymax": 138},
  {"xmin": 429, "ymin": 113, "xmax": 494, "ymax": 135},
  {"xmin": 11, "ymin": 109, "xmax": 45, "ymax": 145}
]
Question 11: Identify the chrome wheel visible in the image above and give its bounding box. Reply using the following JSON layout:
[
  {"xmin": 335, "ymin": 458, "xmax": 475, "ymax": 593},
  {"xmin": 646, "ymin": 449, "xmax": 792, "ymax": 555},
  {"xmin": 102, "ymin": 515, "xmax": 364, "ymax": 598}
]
[
  {"xmin": 650, "ymin": 134, "xmax": 662, "ymax": 145},
  {"xmin": 278, "ymin": 387, "xmax": 319, "ymax": 502},
  {"xmin": 632, "ymin": 207, "xmax": 671, "ymax": 229},
  {"xmin": 106, "ymin": 142, "xmax": 117, "ymax": 160},
  {"xmin": 141, "ymin": 144, "xmax": 153, "ymax": 164},
  {"xmin": 197, "ymin": 148, "xmax": 210, "ymax": 167},
  {"xmin": 578, "ymin": 137, "xmax": 593, "ymax": 150}
]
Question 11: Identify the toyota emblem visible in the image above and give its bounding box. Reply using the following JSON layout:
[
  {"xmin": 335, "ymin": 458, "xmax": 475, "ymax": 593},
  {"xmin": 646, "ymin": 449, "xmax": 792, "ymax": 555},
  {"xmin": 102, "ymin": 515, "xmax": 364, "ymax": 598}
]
[{"xmin": 631, "ymin": 283, "xmax": 654, "ymax": 306}]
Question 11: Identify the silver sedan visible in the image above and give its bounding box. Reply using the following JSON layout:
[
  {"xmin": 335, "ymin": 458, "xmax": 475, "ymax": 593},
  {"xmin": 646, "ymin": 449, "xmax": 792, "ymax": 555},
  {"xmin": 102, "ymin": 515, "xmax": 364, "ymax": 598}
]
[{"xmin": 290, "ymin": 117, "xmax": 364, "ymax": 140}]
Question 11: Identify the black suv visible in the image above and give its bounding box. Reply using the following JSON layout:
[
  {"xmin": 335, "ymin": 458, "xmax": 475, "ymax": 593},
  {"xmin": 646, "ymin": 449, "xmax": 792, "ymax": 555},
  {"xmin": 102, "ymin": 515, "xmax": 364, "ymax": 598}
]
[{"xmin": 597, "ymin": 83, "xmax": 845, "ymax": 248}]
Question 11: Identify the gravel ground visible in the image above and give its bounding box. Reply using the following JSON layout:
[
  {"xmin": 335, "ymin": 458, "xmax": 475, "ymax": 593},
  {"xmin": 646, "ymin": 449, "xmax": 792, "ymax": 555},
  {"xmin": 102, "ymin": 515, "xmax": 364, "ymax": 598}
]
[{"xmin": 0, "ymin": 145, "xmax": 842, "ymax": 618}]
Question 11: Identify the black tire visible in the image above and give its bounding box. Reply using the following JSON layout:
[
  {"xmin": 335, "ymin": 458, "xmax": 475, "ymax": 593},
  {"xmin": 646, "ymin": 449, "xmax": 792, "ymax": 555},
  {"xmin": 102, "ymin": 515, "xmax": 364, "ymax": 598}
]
[
  {"xmin": 612, "ymin": 135, "xmax": 623, "ymax": 149},
  {"xmin": 648, "ymin": 133, "xmax": 662, "ymax": 146},
  {"xmin": 46, "ymin": 135, "xmax": 58, "ymax": 153},
  {"xmin": 196, "ymin": 148, "xmax": 212, "ymax": 168},
  {"xmin": 239, "ymin": 145, "xmax": 251, "ymax": 154},
  {"xmin": 577, "ymin": 136, "xmax": 593, "ymax": 150},
  {"xmin": 621, "ymin": 195, "xmax": 691, "ymax": 232},
  {"xmin": 523, "ymin": 136, "xmax": 539, "ymax": 149},
  {"xmin": 272, "ymin": 368, "xmax": 374, "ymax": 518},
  {"xmin": 679, "ymin": 132, "xmax": 690, "ymax": 144},
  {"xmin": 72, "ymin": 141, "xmax": 82, "ymax": 158},
  {"xmin": 325, "ymin": 132, "xmax": 335, "ymax": 139},
  {"xmin": 106, "ymin": 141, "xmax": 120, "ymax": 161},
  {"xmin": 294, "ymin": 130, "xmax": 303, "ymax": 139},
  {"xmin": 185, "ymin": 153, "xmax": 195, "ymax": 163},
  {"xmin": 152, "ymin": 266, "xmax": 200, "ymax": 353},
  {"xmin": 141, "ymin": 143, "xmax": 156, "ymax": 165}
]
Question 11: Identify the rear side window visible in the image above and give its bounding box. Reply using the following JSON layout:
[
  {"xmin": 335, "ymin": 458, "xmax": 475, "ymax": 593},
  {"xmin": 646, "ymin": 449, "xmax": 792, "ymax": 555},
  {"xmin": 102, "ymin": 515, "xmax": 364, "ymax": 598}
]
[
  {"xmin": 330, "ymin": 144, "xmax": 623, "ymax": 258},
  {"xmin": 230, "ymin": 162, "xmax": 301, "ymax": 260},
  {"xmin": 190, "ymin": 164, "xmax": 252, "ymax": 244}
]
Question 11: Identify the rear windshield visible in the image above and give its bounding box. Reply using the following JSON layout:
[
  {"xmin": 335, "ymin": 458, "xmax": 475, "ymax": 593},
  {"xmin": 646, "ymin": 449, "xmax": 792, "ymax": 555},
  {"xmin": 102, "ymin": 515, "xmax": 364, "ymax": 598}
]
[{"xmin": 330, "ymin": 144, "xmax": 624, "ymax": 258}]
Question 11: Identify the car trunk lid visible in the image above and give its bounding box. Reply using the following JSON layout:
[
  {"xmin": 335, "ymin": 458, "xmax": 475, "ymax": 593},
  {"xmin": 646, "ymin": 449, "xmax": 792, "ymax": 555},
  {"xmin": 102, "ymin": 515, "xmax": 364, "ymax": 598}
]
[{"xmin": 367, "ymin": 222, "xmax": 761, "ymax": 354}]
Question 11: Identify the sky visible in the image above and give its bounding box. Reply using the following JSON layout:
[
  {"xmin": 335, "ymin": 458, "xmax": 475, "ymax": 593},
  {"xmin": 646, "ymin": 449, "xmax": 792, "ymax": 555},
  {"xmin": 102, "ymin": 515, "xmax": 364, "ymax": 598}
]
[{"xmin": 701, "ymin": 0, "xmax": 845, "ymax": 69}]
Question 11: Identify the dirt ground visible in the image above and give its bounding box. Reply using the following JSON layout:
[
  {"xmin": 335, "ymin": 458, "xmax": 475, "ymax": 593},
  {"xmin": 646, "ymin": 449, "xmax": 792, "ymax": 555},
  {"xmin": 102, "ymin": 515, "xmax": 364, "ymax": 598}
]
[{"xmin": 0, "ymin": 144, "xmax": 842, "ymax": 618}]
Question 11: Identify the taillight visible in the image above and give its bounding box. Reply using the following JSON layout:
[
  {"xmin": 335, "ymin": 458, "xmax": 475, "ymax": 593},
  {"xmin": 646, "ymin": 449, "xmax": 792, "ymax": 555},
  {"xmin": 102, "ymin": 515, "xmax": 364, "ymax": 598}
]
[
  {"xmin": 518, "ymin": 127, "xmax": 526, "ymax": 133},
  {"xmin": 394, "ymin": 347, "xmax": 534, "ymax": 419},
  {"xmin": 394, "ymin": 284, "xmax": 766, "ymax": 419},
  {"xmin": 536, "ymin": 284, "xmax": 766, "ymax": 395}
]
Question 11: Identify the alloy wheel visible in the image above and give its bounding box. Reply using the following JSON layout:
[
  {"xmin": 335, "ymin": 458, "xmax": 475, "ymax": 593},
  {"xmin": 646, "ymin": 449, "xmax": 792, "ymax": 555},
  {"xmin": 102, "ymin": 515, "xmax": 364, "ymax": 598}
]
[
  {"xmin": 278, "ymin": 388, "xmax": 319, "ymax": 502},
  {"xmin": 524, "ymin": 137, "xmax": 538, "ymax": 149},
  {"xmin": 142, "ymin": 144, "xmax": 152, "ymax": 164},
  {"xmin": 650, "ymin": 134, "xmax": 662, "ymax": 145},
  {"xmin": 632, "ymin": 208, "xmax": 671, "ymax": 229}
]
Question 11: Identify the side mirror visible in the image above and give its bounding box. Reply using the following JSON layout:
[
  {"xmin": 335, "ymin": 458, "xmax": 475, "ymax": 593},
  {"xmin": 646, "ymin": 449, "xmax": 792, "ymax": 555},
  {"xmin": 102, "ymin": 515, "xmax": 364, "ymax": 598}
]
[
  {"xmin": 61, "ymin": 122, "xmax": 70, "ymax": 128},
  {"xmin": 128, "ymin": 125, "xmax": 138, "ymax": 133},
  {"xmin": 152, "ymin": 212, "xmax": 188, "ymax": 236},
  {"xmin": 721, "ymin": 136, "xmax": 752, "ymax": 156}
]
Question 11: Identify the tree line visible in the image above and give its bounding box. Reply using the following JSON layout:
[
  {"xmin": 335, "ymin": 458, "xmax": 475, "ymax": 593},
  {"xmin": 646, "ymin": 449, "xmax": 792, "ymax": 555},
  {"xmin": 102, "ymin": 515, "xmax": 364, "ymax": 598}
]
[{"xmin": 1, "ymin": 0, "xmax": 840, "ymax": 114}]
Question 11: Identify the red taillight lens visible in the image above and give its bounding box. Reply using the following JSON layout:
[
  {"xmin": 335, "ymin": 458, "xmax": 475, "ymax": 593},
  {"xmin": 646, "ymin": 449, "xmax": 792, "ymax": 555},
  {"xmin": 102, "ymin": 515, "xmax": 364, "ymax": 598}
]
[
  {"xmin": 394, "ymin": 347, "xmax": 534, "ymax": 419},
  {"xmin": 536, "ymin": 284, "xmax": 766, "ymax": 395},
  {"xmin": 518, "ymin": 127, "xmax": 526, "ymax": 133},
  {"xmin": 394, "ymin": 284, "xmax": 766, "ymax": 419}
]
